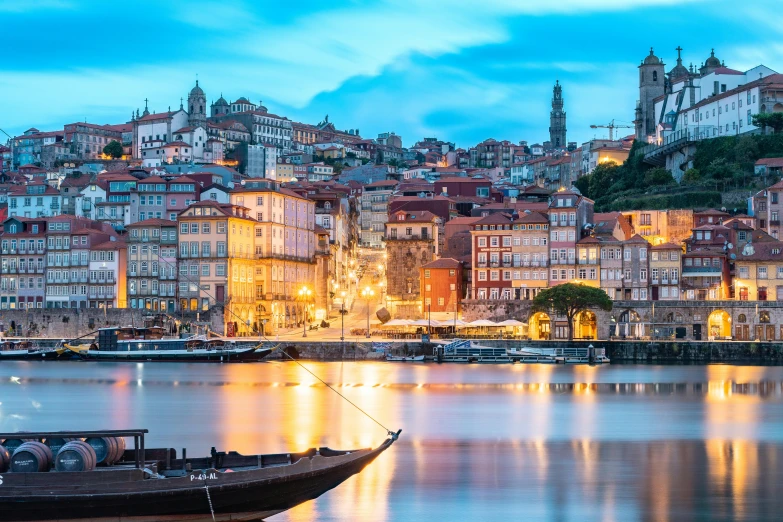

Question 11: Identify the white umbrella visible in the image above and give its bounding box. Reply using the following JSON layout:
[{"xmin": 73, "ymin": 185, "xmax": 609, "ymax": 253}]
[
  {"xmin": 624, "ymin": 323, "xmax": 629, "ymax": 337},
  {"xmin": 384, "ymin": 319, "xmax": 411, "ymax": 327},
  {"xmin": 469, "ymin": 319, "xmax": 499, "ymax": 327},
  {"xmin": 614, "ymin": 323, "xmax": 620, "ymax": 337},
  {"xmin": 496, "ymin": 319, "xmax": 527, "ymax": 327}
]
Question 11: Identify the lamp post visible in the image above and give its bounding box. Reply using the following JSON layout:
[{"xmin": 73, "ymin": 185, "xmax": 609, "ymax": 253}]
[
  {"xmin": 361, "ymin": 286, "xmax": 374, "ymax": 338},
  {"xmin": 298, "ymin": 286, "xmax": 312, "ymax": 338},
  {"xmin": 340, "ymin": 290, "xmax": 346, "ymax": 341}
]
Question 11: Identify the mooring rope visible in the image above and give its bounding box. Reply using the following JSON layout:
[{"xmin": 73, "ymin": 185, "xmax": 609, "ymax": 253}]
[
  {"xmin": 275, "ymin": 347, "xmax": 395, "ymax": 436},
  {"xmin": 204, "ymin": 483, "xmax": 216, "ymax": 522}
]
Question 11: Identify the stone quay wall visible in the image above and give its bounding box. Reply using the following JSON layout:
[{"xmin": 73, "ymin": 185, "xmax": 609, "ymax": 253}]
[
  {"xmin": 266, "ymin": 339, "xmax": 783, "ymax": 363},
  {"xmin": 0, "ymin": 307, "xmax": 224, "ymax": 339}
]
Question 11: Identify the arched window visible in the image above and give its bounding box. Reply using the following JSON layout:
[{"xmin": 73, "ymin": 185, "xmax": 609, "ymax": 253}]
[
  {"xmin": 653, "ymin": 71, "xmax": 658, "ymax": 81},
  {"xmin": 738, "ymin": 314, "xmax": 747, "ymax": 323},
  {"xmin": 760, "ymin": 311, "xmax": 771, "ymax": 323},
  {"xmin": 190, "ymin": 105, "xmax": 194, "ymax": 113}
]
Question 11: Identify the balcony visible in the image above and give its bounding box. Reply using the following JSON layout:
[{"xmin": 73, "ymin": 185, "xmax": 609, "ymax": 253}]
[
  {"xmin": 502, "ymin": 261, "xmax": 512, "ymax": 268},
  {"xmin": 771, "ymin": 220, "xmax": 781, "ymax": 226},
  {"xmin": 477, "ymin": 262, "xmax": 487, "ymax": 268},
  {"xmin": 682, "ymin": 265, "xmax": 722, "ymax": 276},
  {"xmin": 578, "ymin": 259, "xmax": 598, "ymax": 265}
]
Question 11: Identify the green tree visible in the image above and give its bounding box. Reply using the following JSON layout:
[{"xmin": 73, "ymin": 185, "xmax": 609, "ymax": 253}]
[
  {"xmin": 643, "ymin": 167, "xmax": 675, "ymax": 187},
  {"xmin": 681, "ymin": 168, "xmax": 701, "ymax": 185},
  {"xmin": 752, "ymin": 113, "xmax": 783, "ymax": 134},
  {"xmin": 573, "ymin": 175, "xmax": 590, "ymax": 197},
  {"xmin": 587, "ymin": 162, "xmax": 620, "ymax": 200},
  {"xmin": 103, "ymin": 140, "xmax": 123, "ymax": 159},
  {"xmin": 532, "ymin": 283, "xmax": 613, "ymax": 341}
]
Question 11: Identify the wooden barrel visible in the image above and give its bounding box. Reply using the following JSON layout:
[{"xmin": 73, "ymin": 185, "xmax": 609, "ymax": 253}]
[
  {"xmin": 1, "ymin": 438, "xmax": 35, "ymax": 453},
  {"xmin": 45, "ymin": 437, "xmax": 80, "ymax": 455},
  {"xmin": 55, "ymin": 441, "xmax": 97, "ymax": 472},
  {"xmin": 10, "ymin": 441, "xmax": 52, "ymax": 472},
  {"xmin": 85, "ymin": 436, "xmax": 125, "ymax": 465},
  {"xmin": 0, "ymin": 444, "xmax": 10, "ymax": 472}
]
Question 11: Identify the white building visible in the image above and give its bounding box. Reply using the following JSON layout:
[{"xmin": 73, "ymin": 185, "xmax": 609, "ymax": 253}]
[
  {"xmin": 638, "ymin": 47, "xmax": 781, "ymax": 177},
  {"xmin": 132, "ymin": 109, "xmax": 189, "ymax": 159},
  {"xmin": 200, "ymin": 185, "xmax": 230, "ymax": 203},
  {"xmin": 510, "ymin": 164, "xmax": 533, "ymax": 185},
  {"xmin": 8, "ymin": 182, "xmax": 61, "ymax": 218},
  {"xmin": 77, "ymin": 179, "xmax": 106, "ymax": 220},
  {"xmin": 246, "ymin": 144, "xmax": 278, "ymax": 179}
]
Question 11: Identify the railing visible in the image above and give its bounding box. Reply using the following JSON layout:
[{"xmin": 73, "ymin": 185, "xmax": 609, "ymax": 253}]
[
  {"xmin": 682, "ymin": 266, "xmax": 722, "ymax": 274},
  {"xmin": 578, "ymin": 259, "xmax": 598, "ymax": 265},
  {"xmin": 477, "ymin": 262, "xmax": 487, "ymax": 268}
]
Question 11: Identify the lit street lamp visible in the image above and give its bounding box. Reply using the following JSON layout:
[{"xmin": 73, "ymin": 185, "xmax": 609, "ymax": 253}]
[
  {"xmin": 340, "ymin": 290, "xmax": 346, "ymax": 341},
  {"xmin": 361, "ymin": 286, "xmax": 375, "ymax": 339},
  {"xmin": 298, "ymin": 286, "xmax": 312, "ymax": 338}
]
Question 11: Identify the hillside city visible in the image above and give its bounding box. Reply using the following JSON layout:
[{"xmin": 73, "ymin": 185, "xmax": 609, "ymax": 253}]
[{"xmin": 1, "ymin": 46, "xmax": 783, "ymax": 342}]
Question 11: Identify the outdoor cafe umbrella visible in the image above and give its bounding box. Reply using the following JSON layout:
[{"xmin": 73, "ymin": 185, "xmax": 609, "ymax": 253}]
[
  {"xmin": 614, "ymin": 322, "xmax": 620, "ymax": 337},
  {"xmin": 496, "ymin": 319, "xmax": 527, "ymax": 327}
]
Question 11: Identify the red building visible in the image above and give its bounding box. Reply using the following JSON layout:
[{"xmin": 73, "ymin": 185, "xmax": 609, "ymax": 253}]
[
  {"xmin": 420, "ymin": 258, "xmax": 463, "ymax": 318},
  {"xmin": 470, "ymin": 213, "xmax": 514, "ymax": 299}
]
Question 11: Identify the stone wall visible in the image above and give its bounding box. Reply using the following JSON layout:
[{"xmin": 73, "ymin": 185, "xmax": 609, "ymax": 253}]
[
  {"xmin": 0, "ymin": 306, "xmax": 224, "ymax": 339},
  {"xmin": 268, "ymin": 339, "xmax": 783, "ymax": 363}
]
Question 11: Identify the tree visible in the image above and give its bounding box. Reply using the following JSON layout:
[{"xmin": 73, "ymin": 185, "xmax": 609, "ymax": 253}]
[
  {"xmin": 103, "ymin": 140, "xmax": 123, "ymax": 159},
  {"xmin": 643, "ymin": 167, "xmax": 675, "ymax": 187},
  {"xmin": 681, "ymin": 168, "xmax": 701, "ymax": 185},
  {"xmin": 587, "ymin": 162, "xmax": 619, "ymax": 200},
  {"xmin": 752, "ymin": 113, "xmax": 783, "ymax": 134},
  {"xmin": 532, "ymin": 283, "xmax": 613, "ymax": 340}
]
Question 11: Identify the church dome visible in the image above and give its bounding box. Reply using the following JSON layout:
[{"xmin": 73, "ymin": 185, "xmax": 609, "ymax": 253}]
[
  {"xmin": 705, "ymin": 49, "xmax": 721, "ymax": 68},
  {"xmin": 190, "ymin": 80, "xmax": 204, "ymax": 96},
  {"xmin": 669, "ymin": 63, "xmax": 689, "ymax": 79},
  {"xmin": 214, "ymin": 94, "xmax": 228, "ymax": 106},
  {"xmin": 643, "ymin": 48, "xmax": 661, "ymax": 65}
]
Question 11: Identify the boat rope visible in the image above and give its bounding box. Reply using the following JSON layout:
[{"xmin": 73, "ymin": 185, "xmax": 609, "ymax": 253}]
[
  {"xmin": 204, "ymin": 483, "xmax": 216, "ymax": 522},
  {"xmin": 148, "ymin": 255, "xmax": 396, "ymax": 437},
  {"xmin": 276, "ymin": 348, "xmax": 395, "ymax": 436}
]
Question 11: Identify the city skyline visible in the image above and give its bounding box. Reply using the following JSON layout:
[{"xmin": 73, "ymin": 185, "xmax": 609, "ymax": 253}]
[{"xmin": 2, "ymin": 0, "xmax": 781, "ymax": 147}]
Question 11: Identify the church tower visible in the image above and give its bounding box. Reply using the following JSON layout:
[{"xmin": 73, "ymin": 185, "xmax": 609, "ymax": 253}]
[
  {"xmin": 187, "ymin": 80, "xmax": 207, "ymax": 128},
  {"xmin": 549, "ymin": 81, "xmax": 566, "ymax": 149},
  {"xmin": 636, "ymin": 48, "xmax": 665, "ymax": 142}
]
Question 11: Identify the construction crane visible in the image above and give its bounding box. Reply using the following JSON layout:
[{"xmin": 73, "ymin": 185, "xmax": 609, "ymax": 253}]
[{"xmin": 590, "ymin": 119, "xmax": 634, "ymax": 141}]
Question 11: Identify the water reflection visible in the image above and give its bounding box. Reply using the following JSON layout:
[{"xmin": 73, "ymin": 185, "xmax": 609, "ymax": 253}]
[{"xmin": 1, "ymin": 361, "xmax": 783, "ymax": 521}]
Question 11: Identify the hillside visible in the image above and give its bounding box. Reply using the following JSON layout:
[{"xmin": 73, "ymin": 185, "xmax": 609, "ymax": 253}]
[{"xmin": 574, "ymin": 134, "xmax": 783, "ymax": 212}]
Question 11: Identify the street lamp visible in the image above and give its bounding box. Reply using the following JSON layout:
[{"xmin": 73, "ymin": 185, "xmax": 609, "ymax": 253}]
[
  {"xmin": 340, "ymin": 290, "xmax": 346, "ymax": 341},
  {"xmin": 298, "ymin": 286, "xmax": 312, "ymax": 338},
  {"xmin": 361, "ymin": 286, "xmax": 375, "ymax": 338}
]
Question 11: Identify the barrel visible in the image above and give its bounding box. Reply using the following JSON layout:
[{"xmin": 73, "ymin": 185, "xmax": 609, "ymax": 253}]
[
  {"xmin": 55, "ymin": 441, "xmax": 97, "ymax": 472},
  {"xmin": 10, "ymin": 441, "xmax": 52, "ymax": 472},
  {"xmin": 0, "ymin": 445, "xmax": 10, "ymax": 472},
  {"xmin": 1, "ymin": 438, "xmax": 35, "ymax": 453},
  {"xmin": 85, "ymin": 436, "xmax": 125, "ymax": 465},
  {"xmin": 45, "ymin": 437, "xmax": 80, "ymax": 455}
]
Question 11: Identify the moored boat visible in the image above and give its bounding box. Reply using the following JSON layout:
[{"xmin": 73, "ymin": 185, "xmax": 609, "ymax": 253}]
[
  {"xmin": 386, "ymin": 354, "xmax": 425, "ymax": 362},
  {"xmin": 65, "ymin": 327, "xmax": 272, "ymax": 363},
  {"xmin": 0, "ymin": 340, "xmax": 65, "ymax": 361},
  {"xmin": 0, "ymin": 428, "xmax": 400, "ymax": 521}
]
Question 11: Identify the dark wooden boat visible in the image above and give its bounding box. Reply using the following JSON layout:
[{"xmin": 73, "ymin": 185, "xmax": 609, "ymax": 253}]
[
  {"xmin": 65, "ymin": 327, "xmax": 272, "ymax": 363},
  {"xmin": 0, "ymin": 428, "xmax": 400, "ymax": 521}
]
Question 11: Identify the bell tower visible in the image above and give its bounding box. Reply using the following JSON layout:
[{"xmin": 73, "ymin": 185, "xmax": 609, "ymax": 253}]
[
  {"xmin": 637, "ymin": 48, "xmax": 665, "ymax": 141},
  {"xmin": 549, "ymin": 81, "xmax": 566, "ymax": 149},
  {"xmin": 187, "ymin": 80, "xmax": 207, "ymax": 128}
]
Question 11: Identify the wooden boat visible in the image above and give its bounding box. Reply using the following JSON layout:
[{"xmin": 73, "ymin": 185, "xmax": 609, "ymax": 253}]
[
  {"xmin": 0, "ymin": 340, "xmax": 65, "ymax": 361},
  {"xmin": 65, "ymin": 327, "xmax": 272, "ymax": 363},
  {"xmin": 386, "ymin": 354, "xmax": 425, "ymax": 362},
  {"xmin": 0, "ymin": 428, "xmax": 400, "ymax": 521}
]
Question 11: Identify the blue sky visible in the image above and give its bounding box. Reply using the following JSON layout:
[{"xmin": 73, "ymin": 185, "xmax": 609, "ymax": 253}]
[{"xmin": 1, "ymin": 0, "xmax": 782, "ymax": 148}]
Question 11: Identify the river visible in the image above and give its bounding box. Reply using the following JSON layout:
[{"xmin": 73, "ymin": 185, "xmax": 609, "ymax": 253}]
[{"xmin": 1, "ymin": 361, "xmax": 782, "ymax": 521}]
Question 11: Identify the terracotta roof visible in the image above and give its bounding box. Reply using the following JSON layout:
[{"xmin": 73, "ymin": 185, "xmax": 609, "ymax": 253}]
[
  {"xmin": 365, "ymin": 180, "xmax": 398, "ymax": 188},
  {"xmin": 514, "ymin": 211, "xmax": 549, "ymax": 224},
  {"xmin": 757, "ymin": 158, "xmax": 783, "ymax": 168},
  {"xmin": 474, "ymin": 213, "xmax": 512, "ymax": 226},
  {"xmin": 694, "ymin": 208, "xmax": 730, "ymax": 216},
  {"xmin": 446, "ymin": 216, "xmax": 482, "ymax": 225},
  {"xmin": 126, "ymin": 218, "xmax": 177, "ymax": 228},
  {"xmin": 163, "ymin": 141, "xmax": 191, "ymax": 148},
  {"xmin": 651, "ymin": 242, "xmax": 682, "ymax": 250},
  {"xmin": 91, "ymin": 239, "xmax": 126, "ymax": 251},
  {"xmin": 422, "ymin": 258, "xmax": 462, "ymax": 269},
  {"xmin": 388, "ymin": 210, "xmax": 439, "ymax": 223}
]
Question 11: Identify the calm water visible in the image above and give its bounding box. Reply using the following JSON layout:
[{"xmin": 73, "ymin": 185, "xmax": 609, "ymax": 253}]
[{"xmin": 1, "ymin": 361, "xmax": 783, "ymax": 521}]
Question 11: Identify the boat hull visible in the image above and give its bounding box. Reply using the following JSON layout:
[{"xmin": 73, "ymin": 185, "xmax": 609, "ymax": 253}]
[
  {"xmin": 0, "ymin": 349, "xmax": 62, "ymax": 361},
  {"xmin": 70, "ymin": 348, "xmax": 271, "ymax": 363},
  {"xmin": 0, "ymin": 437, "xmax": 396, "ymax": 521}
]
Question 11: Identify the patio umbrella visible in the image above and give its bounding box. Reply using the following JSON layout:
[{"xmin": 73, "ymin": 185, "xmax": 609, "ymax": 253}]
[
  {"xmin": 383, "ymin": 319, "xmax": 410, "ymax": 327},
  {"xmin": 624, "ymin": 322, "xmax": 629, "ymax": 337},
  {"xmin": 469, "ymin": 320, "xmax": 499, "ymax": 327},
  {"xmin": 614, "ymin": 322, "xmax": 620, "ymax": 337},
  {"xmin": 496, "ymin": 319, "xmax": 527, "ymax": 327}
]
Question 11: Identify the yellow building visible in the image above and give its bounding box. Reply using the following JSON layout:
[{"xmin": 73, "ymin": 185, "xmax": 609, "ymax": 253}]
[
  {"xmin": 733, "ymin": 241, "xmax": 783, "ymax": 302},
  {"xmin": 276, "ymin": 161, "xmax": 294, "ymax": 180},
  {"xmin": 575, "ymin": 236, "xmax": 600, "ymax": 288},
  {"xmin": 511, "ymin": 211, "xmax": 550, "ymax": 299},
  {"xmin": 177, "ymin": 201, "xmax": 257, "ymax": 336}
]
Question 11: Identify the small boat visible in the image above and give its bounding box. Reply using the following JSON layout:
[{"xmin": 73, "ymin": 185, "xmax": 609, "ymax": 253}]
[
  {"xmin": 386, "ymin": 354, "xmax": 425, "ymax": 362},
  {"xmin": 507, "ymin": 347, "xmax": 557, "ymax": 364},
  {"xmin": 0, "ymin": 340, "xmax": 64, "ymax": 361},
  {"xmin": 65, "ymin": 327, "xmax": 271, "ymax": 363},
  {"xmin": 0, "ymin": 428, "xmax": 400, "ymax": 521},
  {"xmin": 434, "ymin": 339, "xmax": 511, "ymax": 363}
]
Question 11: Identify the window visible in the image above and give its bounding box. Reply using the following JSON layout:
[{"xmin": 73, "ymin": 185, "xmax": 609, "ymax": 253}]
[
  {"xmin": 180, "ymin": 223, "xmax": 188, "ymax": 234},
  {"xmin": 759, "ymin": 266, "xmax": 768, "ymax": 279}
]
